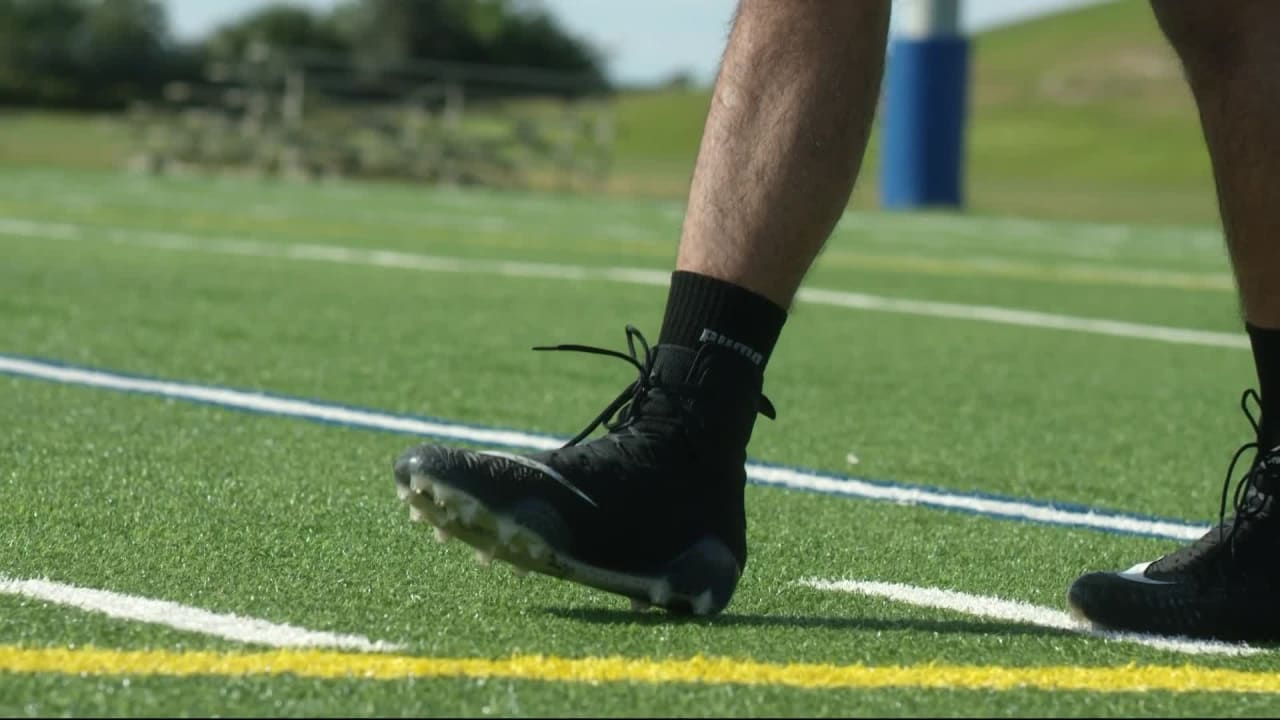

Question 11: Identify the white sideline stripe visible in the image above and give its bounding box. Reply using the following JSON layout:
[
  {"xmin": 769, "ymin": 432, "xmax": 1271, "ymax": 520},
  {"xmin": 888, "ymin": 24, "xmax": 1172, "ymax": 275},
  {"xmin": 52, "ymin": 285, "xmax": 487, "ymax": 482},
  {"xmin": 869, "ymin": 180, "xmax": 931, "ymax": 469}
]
[
  {"xmin": 0, "ymin": 356, "xmax": 562, "ymax": 453},
  {"xmin": 0, "ymin": 576, "xmax": 403, "ymax": 652},
  {"xmin": 799, "ymin": 578, "xmax": 1261, "ymax": 657},
  {"xmin": 0, "ymin": 217, "xmax": 1248, "ymax": 350},
  {"xmin": 748, "ymin": 466, "xmax": 1205, "ymax": 541},
  {"xmin": 0, "ymin": 355, "xmax": 1209, "ymax": 542}
]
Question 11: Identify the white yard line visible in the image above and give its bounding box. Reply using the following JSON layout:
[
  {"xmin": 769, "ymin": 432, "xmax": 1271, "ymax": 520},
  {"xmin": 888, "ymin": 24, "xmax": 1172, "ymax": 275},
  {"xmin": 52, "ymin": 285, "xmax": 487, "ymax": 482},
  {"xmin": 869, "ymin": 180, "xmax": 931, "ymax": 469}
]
[
  {"xmin": 4, "ymin": 172, "xmax": 1233, "ymax": 272},
  {"xmin": 798, "ymin": 578, "xmax": 1260, "ymax": 657},
  {"xmin": 816, "ymin": 250, "xmax": 1233, "ymax": 291},
  {"xmin": 0, "ymin": 576, "xmax": 403, "ymax": 652},
  {"xmin": 797, "ymin": 288, "xmax": 1246, "ymax": 349},
  {"xmin": 0, "ymin": 355, "xmax": 1209, "ymax": 542},
  {"xmin": 0, "ymin": 217, "xmax": 1248, "ymax": 350},
  {"xmin": 3, "ymin": 175, "xmax": 1225, "ymax": 250}
]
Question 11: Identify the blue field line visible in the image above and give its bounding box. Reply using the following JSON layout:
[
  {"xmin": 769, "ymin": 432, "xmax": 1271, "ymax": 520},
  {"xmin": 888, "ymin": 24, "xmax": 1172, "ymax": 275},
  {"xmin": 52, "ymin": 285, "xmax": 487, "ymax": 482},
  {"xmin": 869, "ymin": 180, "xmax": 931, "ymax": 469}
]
[{"xmin": 1, "ymin": 352, "xmax": 1208, "ymax": 541}]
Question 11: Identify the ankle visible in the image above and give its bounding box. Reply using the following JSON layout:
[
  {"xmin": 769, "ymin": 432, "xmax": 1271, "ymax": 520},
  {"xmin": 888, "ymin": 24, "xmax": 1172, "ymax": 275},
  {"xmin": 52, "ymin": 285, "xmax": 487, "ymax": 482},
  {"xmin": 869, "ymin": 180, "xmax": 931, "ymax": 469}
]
[{"xmin": 658, "ymin": 271, "xmax": 787, "ymax": 372}]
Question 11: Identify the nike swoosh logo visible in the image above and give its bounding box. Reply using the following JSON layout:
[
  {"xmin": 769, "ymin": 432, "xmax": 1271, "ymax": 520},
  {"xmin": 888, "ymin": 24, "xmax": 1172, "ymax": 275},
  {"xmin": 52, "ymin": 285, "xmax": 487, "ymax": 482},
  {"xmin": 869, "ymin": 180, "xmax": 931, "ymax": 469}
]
[
  {"xmin": 478, "ymin": 450, "xmax": 599, "ymax": 507},
  {"xmin": 1116, "ymin": 561, "xmax": 1176, "ymax": 586}
]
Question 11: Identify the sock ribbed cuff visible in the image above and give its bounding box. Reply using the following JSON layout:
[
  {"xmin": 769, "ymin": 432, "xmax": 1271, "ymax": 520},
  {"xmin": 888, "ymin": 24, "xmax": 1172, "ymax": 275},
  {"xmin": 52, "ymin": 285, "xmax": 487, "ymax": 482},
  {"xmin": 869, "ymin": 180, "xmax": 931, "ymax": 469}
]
[
  {"xmin": 658, "ymin": 271, "xmax": 787, "ymax": 369},
  {"xmin": 1248, "ymin": 322, "xmax": 1280, "ymax": 445}
]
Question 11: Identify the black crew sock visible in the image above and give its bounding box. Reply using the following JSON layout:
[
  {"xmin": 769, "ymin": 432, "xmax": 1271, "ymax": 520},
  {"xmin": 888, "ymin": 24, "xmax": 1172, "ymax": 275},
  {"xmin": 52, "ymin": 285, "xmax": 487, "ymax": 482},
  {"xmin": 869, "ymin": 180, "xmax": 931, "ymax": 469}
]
[
  {"xmin": 658, "ymin": 271, "xmax": 787, "ymax": 371},
  {"xmin": 1247, "ymin": 322, "xmax": 1280, "ymax": 447}
]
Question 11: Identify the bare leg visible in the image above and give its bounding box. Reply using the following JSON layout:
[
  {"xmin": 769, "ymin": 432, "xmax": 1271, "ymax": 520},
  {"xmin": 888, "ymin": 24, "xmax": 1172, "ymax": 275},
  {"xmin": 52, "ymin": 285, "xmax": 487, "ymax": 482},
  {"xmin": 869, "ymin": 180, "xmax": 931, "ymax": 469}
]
[
  {"xmin": 677, "ymin": 0, "xmax": 892, "ymax": 308},
  {"xmin": 1153, "ymin": 0, "xmax": 1280, "ymax": 442},
  {"xmin": 1153, "ymin": 0, "xmax": 1280, "ymax": 326}
]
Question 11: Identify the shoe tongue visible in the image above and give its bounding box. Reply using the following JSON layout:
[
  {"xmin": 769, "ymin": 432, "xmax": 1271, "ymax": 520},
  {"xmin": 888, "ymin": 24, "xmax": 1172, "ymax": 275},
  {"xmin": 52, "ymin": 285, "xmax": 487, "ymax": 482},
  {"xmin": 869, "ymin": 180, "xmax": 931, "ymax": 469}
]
[
  {"xmin": 1249, "ymin": 446, "xmax": 1280, "ymax": 498},
  {"xmin": 650, "ymin": 344, "xmax": 697, "ymax": 385},
  {"xmin": 649, "ymin": 340, "xmax": 766, "ymax": 425}
]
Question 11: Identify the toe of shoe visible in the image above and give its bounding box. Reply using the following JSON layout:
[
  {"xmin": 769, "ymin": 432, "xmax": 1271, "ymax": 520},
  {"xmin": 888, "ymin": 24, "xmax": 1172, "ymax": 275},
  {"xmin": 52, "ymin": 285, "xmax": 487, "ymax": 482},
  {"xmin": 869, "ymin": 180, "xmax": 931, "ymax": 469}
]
[
  {"xmin": 1066, "ymin": 571, "xmax": 1128, "ymax": 625},
  {"xmin": 394, "ymin": 444, "xmax": 467, "ymax": 482}
]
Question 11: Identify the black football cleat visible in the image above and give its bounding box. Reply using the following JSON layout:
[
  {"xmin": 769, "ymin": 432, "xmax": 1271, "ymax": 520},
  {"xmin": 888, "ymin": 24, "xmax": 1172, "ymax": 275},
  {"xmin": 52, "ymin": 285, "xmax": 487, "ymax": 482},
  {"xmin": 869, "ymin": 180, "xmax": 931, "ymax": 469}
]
[
  {"xmin": 1068, "ymin": 390, "xmax": 1280, "ymax": 641},
  {"xmin": 395, "ymin": 325, "xmax": 774, "ymax": 615}
]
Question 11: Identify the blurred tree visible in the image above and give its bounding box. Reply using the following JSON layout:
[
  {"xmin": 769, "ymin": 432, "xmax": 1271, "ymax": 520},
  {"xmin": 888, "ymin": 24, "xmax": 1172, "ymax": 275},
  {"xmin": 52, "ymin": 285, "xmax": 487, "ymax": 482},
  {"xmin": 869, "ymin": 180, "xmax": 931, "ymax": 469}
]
[
  {"xmin": 77, "ymin": 0, "xmax": 173, "ymax": 103},
  {"xmin": 0, "ymin": 0, "xmax": 606, "ymax": 108},
  {"xmin": 334, "ymin": 0, "xmax": 495, "ymax": 66},
  {"xmin": 0, "ymin": 0, "xmax": 192, "ymax": 107},
  {"xmin": 333, "ymin": 0, "xmax": 607, "ymax": 90},
  {"xmin": 0, "ymin": 0, "xmax": 88, "ymax": 104},
  {"xmin": 662, "ymin": 70, "xmax": 697, "ymax": 91},
  {"xmin": 207, "ymin": 4, "xmax": 348, "ymax": 61},
  {"xmin": 489, "ymin": 3, "xmax": 604, "ymax": 82}
]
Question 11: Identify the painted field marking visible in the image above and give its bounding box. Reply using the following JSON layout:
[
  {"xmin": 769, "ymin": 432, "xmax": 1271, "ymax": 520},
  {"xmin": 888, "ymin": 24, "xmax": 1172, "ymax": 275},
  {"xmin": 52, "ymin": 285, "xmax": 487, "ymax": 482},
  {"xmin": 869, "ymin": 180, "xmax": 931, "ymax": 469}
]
[
  {"xmin": 4, "ymin": 644, "xmax": 1280, "ymax": 693},
  {"xmin": 0, "ymin": 354, "xmax": 1209, "ymax": 542},
  {"xmin": 798, "ymin": 578, "xmax": 1257, "ymax": 657},
  {"xmin": 815, "ymin": 249, "xmax": 1233, "ymax": 292},
  {"xmin": 0, "ymin": 576, "xmax": 402, "ymax": 653},
  {"xmin": 0, "ymin": 217, "xmax": 1248, "ymax": 350},
  {"xmin": 835, "ymin": 212, "xmax": 1223, "ymax": 262},
  {"xmin": 1, "ymin": 172, "xmax": 1227, "ymax": 260},
  {"xmin": 797, "ymin": 287, "xmax": 1244, "ymax": 348}
]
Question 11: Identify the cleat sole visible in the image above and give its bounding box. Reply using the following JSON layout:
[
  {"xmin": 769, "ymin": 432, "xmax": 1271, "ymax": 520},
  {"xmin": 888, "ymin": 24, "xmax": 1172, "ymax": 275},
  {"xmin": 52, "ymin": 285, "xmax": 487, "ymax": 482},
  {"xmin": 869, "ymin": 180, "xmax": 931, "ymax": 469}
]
[
  {"xmin": 649, "ymin": 581, "xmax": 672, "ymax": 607},
  {"xmin": 396, "ymin": 466, "xmax": 740, "ymax": 615}
]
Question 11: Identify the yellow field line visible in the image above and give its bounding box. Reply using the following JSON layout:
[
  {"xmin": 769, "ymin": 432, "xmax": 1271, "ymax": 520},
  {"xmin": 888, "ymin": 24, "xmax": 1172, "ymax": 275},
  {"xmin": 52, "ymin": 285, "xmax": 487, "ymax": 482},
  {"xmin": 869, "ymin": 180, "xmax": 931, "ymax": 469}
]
[{"xmin": 3, "ymin": 645, "xmax": 1279, "ymax": 693}]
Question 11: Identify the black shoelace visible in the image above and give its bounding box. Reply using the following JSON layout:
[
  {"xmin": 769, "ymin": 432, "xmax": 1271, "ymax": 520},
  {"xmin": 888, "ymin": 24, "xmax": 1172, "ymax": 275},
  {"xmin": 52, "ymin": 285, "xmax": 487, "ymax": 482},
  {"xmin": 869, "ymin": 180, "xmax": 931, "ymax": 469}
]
[
  {"xmin": 533, "ymin": 325, "xmax": 775, "ymax": 449},
  {"xmin": 1218, "ymin": 389, "xmax": 1280, "ymax": 540}
]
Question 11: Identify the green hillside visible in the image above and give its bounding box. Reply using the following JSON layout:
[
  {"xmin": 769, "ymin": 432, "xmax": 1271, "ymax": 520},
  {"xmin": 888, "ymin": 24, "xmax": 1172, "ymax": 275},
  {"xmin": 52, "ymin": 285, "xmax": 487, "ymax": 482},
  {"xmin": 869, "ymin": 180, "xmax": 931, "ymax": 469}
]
[
  {"xmin": 966, "ymin": 0, "xmax": 1214, "ymax": 223},
  {"xmin": 610, "ymin": 0, "xmax": 1218, "ymax": 224}
]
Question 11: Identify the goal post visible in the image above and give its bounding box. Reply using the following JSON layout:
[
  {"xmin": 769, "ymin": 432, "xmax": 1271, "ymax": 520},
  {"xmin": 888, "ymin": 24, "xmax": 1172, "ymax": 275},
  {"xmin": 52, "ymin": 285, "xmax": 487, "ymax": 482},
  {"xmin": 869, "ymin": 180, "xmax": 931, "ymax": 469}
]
[{"xmin": 880, "ymin": 0, "xmax": 970, "ymax": 210}]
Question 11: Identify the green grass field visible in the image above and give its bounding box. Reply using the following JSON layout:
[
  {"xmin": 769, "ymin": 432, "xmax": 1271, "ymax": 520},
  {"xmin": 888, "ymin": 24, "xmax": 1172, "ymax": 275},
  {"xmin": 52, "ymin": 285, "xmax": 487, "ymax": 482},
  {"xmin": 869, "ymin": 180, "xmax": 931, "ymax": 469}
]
[
  {"xmin": 3, "ymin": 164, "xmax": 1279, "ymax": 717},
  {"xmin": 0, "ymin": 3, "xmax": 1271, "ymax": 714}
]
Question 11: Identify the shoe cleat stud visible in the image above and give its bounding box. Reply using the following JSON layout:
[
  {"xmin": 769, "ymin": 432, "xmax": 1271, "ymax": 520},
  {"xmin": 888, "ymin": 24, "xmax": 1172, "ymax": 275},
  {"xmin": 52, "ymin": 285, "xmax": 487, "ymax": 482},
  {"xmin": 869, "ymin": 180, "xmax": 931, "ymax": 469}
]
[
  {"xmin": 630, "ymin": 598, "xmax": 652, "ymax": 612},
  {"xmin": 433, "ymin": 526, "xmax": 451, "ymax": 544},
  {"xmin": 474, "ymin": 548, "xmax": 494, "ymax": 566},
  {"xmin": 408, "ymin": 506, "xmax": 427, "ymax": 523},
  {"xmin": 396, "ymin": 483, "xmax": 412, "ymax": 501},
  {"xmin": 409, "ymin": 473, "xmax": 432, "ymax": 494},
  {"xmin": 649, "ymin": 580, "xmax": 672, "ymax": 607},
  {"xmin": 496, "ymin": 518, "xmax": 519, "ymax": 544},
  {"xmin": 527, "ymin": 541, "xmax": 549, "ymax": 562},
  {"xmin": 691, "ymin": 590, "xmax": 715, "ymax": 616}
]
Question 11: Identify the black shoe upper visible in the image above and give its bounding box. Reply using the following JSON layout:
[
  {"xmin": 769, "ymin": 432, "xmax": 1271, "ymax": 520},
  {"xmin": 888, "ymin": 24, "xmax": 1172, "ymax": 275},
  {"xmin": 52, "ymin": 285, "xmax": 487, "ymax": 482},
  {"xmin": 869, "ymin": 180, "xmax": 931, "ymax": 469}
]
[
  {"xmin": 400, "ymin": 326, "xmax": 774, "ymax": 576},
  {"xmin": 1069, "ymin": 389, "xmax": 1280, "ymax": 640}
]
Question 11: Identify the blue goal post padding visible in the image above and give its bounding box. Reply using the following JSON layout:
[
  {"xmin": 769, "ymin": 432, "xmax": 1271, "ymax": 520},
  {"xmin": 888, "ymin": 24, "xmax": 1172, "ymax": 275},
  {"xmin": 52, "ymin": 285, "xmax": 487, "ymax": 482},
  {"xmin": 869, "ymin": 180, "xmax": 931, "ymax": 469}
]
[{"xmin": 880, "ymin": 35, "xmax": 970, "ymax": 209}]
